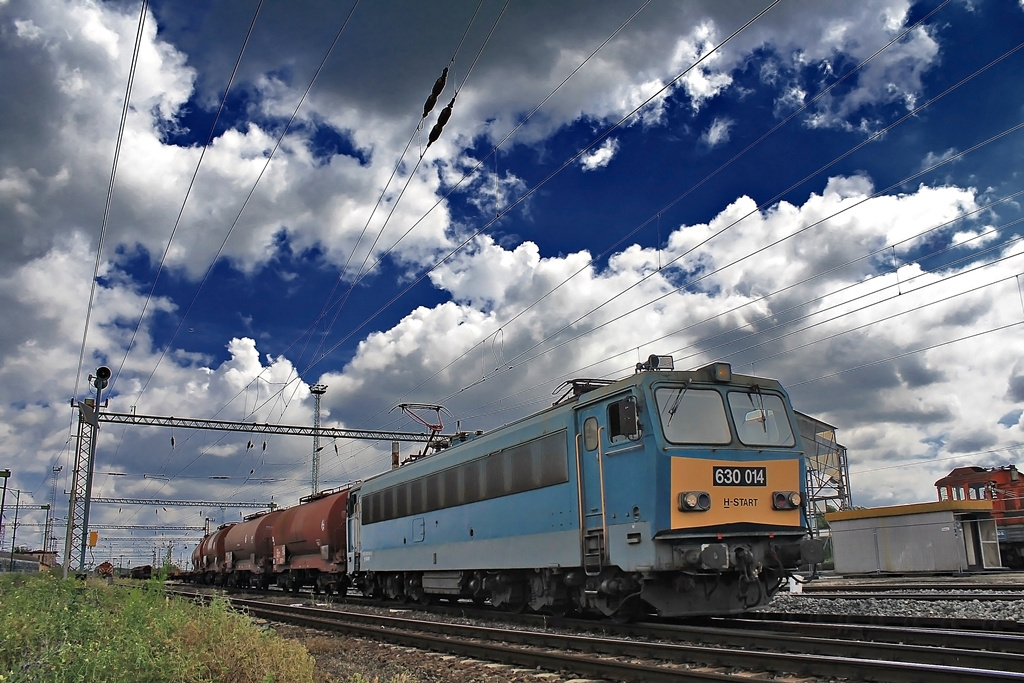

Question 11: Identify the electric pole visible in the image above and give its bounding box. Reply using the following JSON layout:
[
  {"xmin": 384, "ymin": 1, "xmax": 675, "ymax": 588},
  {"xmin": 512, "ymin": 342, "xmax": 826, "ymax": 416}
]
[
  {"xmin": 44, "ymin": 466, "xmax": 61, "ymax": 555},
  {"xmin": 64, "ymin": 366, "xmax": 110, "ymax": 577},
  {"xmin": 310, "ymin": 384, "xmax": 327, "ymax": 496}
]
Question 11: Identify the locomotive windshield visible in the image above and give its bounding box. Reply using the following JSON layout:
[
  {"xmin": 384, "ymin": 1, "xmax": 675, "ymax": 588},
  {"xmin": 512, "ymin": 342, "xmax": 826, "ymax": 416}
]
[
  {"xmin": 654, "ymin": 386, "xmax": 796, "ymax": 447},
  {"xmin": 655, "ymin": 387, "xmax": 731, "ymax": 444},
  {"xmin": 727, "ymin": 391, "xmax": 796, "ymax": 447}
]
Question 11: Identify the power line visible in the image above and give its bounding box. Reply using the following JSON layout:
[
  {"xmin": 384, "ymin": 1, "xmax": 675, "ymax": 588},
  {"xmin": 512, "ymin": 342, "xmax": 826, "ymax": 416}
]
[
  {"xmin": 130, "ymin": 0, "xmax": 362, "ymax": 409},
  {"xmin": 303, "ymin": 0, "xmax": 786, "ymax": 385},
  {"xmin": 338, "ymin": 0, "xmax": 948, "ymax": 421},
  {"xmin": 440, "ymin": 68, "xmax": 1024, "ymax": 398},
  {"xmin": 146, "ymin": 1, "xmax": 657, "ymax": 501},
  {"xmin": 120, "ymin": 0, "xmax": 267, "ymax": 400}
]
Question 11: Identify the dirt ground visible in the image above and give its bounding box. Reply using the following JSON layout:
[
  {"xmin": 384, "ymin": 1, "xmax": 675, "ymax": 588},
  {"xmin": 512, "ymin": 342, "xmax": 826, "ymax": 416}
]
[{"xmin": 274, "ymin": 623, "xmax": 603, "ymax": 683}]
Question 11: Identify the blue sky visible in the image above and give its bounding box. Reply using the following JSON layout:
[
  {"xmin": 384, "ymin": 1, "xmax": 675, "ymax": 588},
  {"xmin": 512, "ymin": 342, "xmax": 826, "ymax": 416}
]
[{"xmin": 2, "ymin": 0, "xmax": 1024, "ymax": 566}]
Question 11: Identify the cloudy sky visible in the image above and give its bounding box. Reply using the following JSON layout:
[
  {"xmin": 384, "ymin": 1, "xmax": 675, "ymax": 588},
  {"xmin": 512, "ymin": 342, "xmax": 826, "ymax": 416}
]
[{"xmin": 2, "ymin": 0, "xmax": 1023, "ymax": 566}]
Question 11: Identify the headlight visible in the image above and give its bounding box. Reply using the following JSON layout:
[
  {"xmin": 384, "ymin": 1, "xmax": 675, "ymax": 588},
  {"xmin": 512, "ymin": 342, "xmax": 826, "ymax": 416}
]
[
  {"xmin": 678, "ymin": 491, "xmax": 711, "ymax": 511},
  {"xmin": 773, "ymin": 491, "xmax": 801, "ymax": 510}
]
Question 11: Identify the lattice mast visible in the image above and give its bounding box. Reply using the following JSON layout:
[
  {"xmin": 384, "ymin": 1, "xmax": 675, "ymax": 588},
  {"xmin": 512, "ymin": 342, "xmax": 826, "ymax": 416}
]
[
  {"xmin": 63, "ymin": 366, "xmax": 109, "ymax": 577},
  {"xmin": 310, "ymin": 384, "xmax": 327, "ymax": 496},
  {"xmin": 44, "ymin": 466, "xmax": 61, "ymax": 554}
]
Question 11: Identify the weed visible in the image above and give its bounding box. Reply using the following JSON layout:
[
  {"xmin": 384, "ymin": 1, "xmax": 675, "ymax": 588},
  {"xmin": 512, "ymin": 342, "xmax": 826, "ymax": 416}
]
[{"xmin": 0, "ymin": 573, "xmax": 314, "ymax": 683}]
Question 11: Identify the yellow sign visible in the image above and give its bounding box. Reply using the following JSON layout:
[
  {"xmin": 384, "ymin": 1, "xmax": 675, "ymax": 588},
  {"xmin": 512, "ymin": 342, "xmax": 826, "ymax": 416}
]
[
  {"xmin": 670, "ymin": 457, "xmax": 801, "ymax": 529},
  {"xmin": 88, "ymin": 531, "xmax": 98, "ymax": 547}
]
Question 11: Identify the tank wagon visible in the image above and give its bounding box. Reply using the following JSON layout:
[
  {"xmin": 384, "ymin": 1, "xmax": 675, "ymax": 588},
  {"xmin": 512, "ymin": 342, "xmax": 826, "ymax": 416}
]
[
  {"xmin": 271, "ymin": 487, "xmax": 350, "ymax": 594},
  {"xmin": 189, "ymin": 488, "xmax": 350, "ymax": 594},
  {"xmin": 346, "ymin": 358, "xmax": 824, "ymax": 618},
  {"xmin": 222, "ymin": 510, "xmax": 278, "ymax": 589},
  {"xmin": 194, "ymin": 523, "xmax": 235, "ymax": 584}
]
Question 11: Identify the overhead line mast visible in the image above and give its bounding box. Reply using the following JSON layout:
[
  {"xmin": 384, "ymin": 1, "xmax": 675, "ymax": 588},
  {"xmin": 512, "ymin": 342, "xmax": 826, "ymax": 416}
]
[{"xmin": 310, "ymin": 384, "xmax": 327, "ymax": 496}]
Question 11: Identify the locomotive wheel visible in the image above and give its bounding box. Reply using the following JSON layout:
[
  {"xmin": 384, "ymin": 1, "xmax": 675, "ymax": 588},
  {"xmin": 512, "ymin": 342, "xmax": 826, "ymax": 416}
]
[
  {"xmin": 545, "ymin": 601, "xmax": 573, "ymax": 618},
  {"xmin": 492, "ymin": 582, "xmax": 527, "ymax": 613}
]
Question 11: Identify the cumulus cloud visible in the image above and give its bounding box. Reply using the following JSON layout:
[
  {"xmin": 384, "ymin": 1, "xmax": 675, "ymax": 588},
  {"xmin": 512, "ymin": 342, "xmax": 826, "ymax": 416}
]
[
  {"xmin": 579, "ymin": 137, "xmax": 619, "ymax": 171},
  {"xmin": 0, "ymin": 0, "xmax": 1015, "ymax": 556}
]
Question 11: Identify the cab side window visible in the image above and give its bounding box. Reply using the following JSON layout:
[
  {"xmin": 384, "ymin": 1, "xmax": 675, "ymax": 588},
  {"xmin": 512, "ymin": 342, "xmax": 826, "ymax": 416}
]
[
  {"xmin": 607, "ymin": 396, "xmax": 638, "ymax": 443},
  {"xmin": 583, "ymin": 416, "xmax": 599, "ymax": 451}
]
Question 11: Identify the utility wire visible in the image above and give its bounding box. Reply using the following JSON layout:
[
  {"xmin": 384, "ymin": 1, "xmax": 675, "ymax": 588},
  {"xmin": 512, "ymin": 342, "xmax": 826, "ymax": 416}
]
[
  {"xmin": 444, "ymin": 206, "xmax": 1024, "ymax": 430},
  {"xmin": 133, "ymin": 0, "xmax": 360, "ymax": 409},
  {"xmin": 438, "ymin": 45, "xmax": 1024, "ymax": 395},
  {"xmin": 208, "ymin": 0, "xmax": 657, "ymax": 460},
  {"xmin": 302, "ymin": 0, "xmax": 784, "ymax": 380},
  {"xmin": 301, "ymin": 0, "xmax": 511, "ymax": 379},
  {"xmin": 316, "ymin": 0, "xmax": 658, "ymax": 411},
  {"xmin": 295, "ymin": 0, "xmax": 490, "ymax": 377},
  {"xmin": 317, "ymin": 0, "xmax": 941, "ymax": 415},
  {"xmin": 55, "ymin": 0, "xmax": 148, "ymax": 506},
  {"xmin": 122, "ymin": 1, "xmax": 364, "ymax": 512}
]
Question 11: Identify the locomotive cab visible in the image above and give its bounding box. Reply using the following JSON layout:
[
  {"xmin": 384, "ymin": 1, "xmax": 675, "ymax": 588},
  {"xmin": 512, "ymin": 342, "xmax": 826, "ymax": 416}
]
[{"xmin": 571, "ymin": 358, "xmax": 824, "ymax": 616}]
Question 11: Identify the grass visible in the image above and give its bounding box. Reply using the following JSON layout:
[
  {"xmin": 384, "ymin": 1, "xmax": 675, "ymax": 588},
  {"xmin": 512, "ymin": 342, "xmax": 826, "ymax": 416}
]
[{"xmin": 0, "ymin": 571, "xmax": 315, "ymax": 683}]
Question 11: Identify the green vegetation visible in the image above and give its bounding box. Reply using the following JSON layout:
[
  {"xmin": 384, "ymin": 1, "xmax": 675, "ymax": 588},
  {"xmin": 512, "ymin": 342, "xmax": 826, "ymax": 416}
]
[{"xmin": 0, "ymin": 572, "xmax": 314, "ymax": 683}]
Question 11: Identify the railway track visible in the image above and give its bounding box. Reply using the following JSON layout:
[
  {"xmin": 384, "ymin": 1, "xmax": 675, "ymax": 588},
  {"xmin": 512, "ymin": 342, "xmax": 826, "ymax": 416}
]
[
  {"xmin": 172, "ymin": 588, "xmax": 1024, "ymax": 682},
  {"xmin": 801, "ymin": 581, "xmax": 1024, "ymax": 593},
  {"xmin": 794, "ymin": 590, "xmax": 1024, "ymax": 601}
]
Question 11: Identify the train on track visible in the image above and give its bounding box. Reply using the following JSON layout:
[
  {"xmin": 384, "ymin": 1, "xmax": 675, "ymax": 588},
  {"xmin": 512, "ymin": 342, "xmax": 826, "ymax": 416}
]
[
  {"xmin": 935, "ymin": 465, "xmax": 1024, "ymax": 568},
  {"xmin": 188, "ymin": 357, "xmax": 824, "ymax": 618}
]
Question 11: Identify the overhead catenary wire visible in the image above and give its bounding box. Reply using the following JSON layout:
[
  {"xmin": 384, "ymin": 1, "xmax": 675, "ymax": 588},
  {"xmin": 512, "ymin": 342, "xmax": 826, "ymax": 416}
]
[
  {"xmin": 101, "ymin": 1, "xmax": 487, "ymax": 507},
  {"xmin": 111, "ymin": 1, "xmax": 364, "ymax": 514},
  {"xmin": 114, "ymin": 0, "xmax": 266, "ymax": 401},
  {"xmin": 295, "ymin": 0, "xmax": 488, "ymax": 379},
  {"xmin": 193, "ymin": 12, "xmax": 1024, "ymax": 507},
  {"xmin": 258, "ymin": 0, "xmax": 983, "ymax": 491},
  {"xmin": 300, "ymin": 0, "xmax": 785, "ymax": 385},
  {"xmin": 311, "ymin": 0, "xmax": 934, "ymax": 420},
  {"xmin": 179, "ymin": 2, "xmax": 659, "ymax": 478},
  {"xmin": 304, "ymin": 0, "xmax": 657, "ymax": 407},
  {"xmin": 228, "ymin": 1, "xmax": 510, "ymax": 505},
  {"xmin": 70, "ymin": 0, "xmax": 149, "ymax": 405},
  {"xmin": 68, "ymin": 1, "xmax": 1019, "ymax": 511},
  {"xmin": 284, "ymin": 6, "xmax": 1019, "ymax": 491},
  {"xmin": 131, "ymin": 0, "xmax": 361, "ymax": 410},
  {"xmin": 300, "ymin": 0, "xmax": 510, "ymax": 381},
  {"xmin": 51, "ymin": 0, "xmax": 149, "ymax": 505},
  {"xmin": 434, "ymin": 43, "xmax": 1024, "ymax": 398},
  {"xmin": 230, "ymin": 0, "xmax": 662, "ymax": 496},
  {"xmin": 97, "ymin": 0, "xmax": 269, "ymax": 500},
  {"xmin": 440, "ymin": 196, "xmax": 1024, "ymax": 429}
]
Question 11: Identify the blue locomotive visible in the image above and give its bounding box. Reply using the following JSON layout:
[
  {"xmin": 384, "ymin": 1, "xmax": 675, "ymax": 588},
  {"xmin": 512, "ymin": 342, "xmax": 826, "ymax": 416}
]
[{"xmin": 346, "ymin": 357, "xmax": 824, "ymax": 618}]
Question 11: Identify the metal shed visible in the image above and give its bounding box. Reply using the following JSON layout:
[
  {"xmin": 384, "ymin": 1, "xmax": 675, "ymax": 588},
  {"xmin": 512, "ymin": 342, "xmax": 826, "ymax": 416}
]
[{"xmin": 825, "ymin": 500, "xmax": 1001, "ymax": 573}]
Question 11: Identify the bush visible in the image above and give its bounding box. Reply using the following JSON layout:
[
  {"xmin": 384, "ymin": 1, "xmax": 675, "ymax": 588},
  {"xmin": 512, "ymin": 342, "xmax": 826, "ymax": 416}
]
[{"xmin": 0, "ymin": 573, "xmax": 314, "ymax": 683}]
